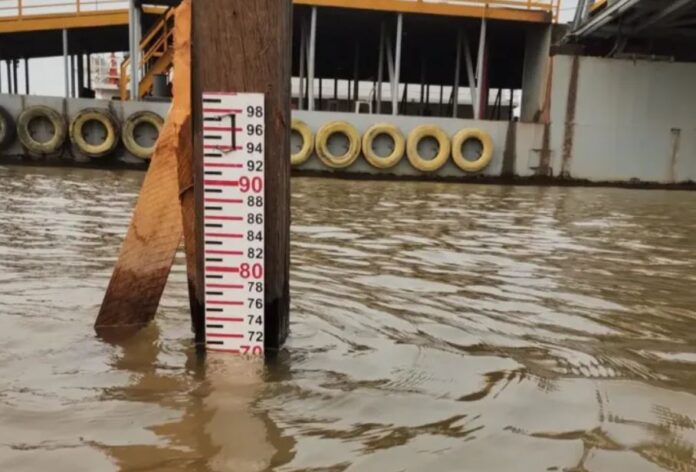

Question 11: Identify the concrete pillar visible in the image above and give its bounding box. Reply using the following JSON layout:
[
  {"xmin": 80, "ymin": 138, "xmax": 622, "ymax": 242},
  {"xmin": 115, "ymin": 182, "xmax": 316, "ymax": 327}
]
[{"xmin": 521, "ymin": 24, "xmax": 552, "ymax": 122}]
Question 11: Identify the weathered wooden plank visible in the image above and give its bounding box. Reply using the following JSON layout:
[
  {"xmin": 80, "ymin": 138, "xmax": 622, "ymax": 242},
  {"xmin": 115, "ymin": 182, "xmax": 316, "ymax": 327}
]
[
  {"xmin": 170, "ymin": 0, "xmax": 205, "ymax": 346},
  {"xmin": 95, "ymin": 0, "xmax": 193, "ymax": 341},
  {"xmin": 191, "ymin": 0, "xmax": 292, "ymax": 351}
]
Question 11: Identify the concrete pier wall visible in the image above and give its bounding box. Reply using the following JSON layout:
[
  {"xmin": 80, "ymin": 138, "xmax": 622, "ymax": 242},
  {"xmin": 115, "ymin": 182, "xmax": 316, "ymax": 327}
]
[{"xmin": 548, "ymin": 55, "xmax": 696, "ymax": 184}]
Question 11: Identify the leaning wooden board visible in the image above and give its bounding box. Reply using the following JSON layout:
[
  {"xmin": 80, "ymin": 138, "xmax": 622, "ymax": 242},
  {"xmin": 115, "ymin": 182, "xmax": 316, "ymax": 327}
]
[{"xmin": 95, "ymin": 0, "xmax": 193, "ymax": 341}]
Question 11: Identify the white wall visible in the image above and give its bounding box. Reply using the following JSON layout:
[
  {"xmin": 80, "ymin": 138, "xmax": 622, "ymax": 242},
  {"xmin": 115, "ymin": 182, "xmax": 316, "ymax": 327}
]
[{"xmin": 550, "ymin": 55, "xmax": 696, "ymax": 183}]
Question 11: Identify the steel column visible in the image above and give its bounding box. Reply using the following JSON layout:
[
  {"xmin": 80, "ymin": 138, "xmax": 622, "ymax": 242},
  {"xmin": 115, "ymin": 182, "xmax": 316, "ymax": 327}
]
[
  {"xmin": 77, "ymin": 53, "xmax": 84, "ymax": 97},
  {"xmin": 453, "ymin": 29, "xmax": 462, "ymax": 118},
  {"xmin": 87, "ymin": 54, "xmax": 92, "ymax": 89},
  {"xmin": 392, "ymin": 13, "xmax": 403, "ymax": 116},
  {"xmin": 128, "ymin": 0, "xmax": 138, "ymax": 100},
  {"xmin": 5, "ymin": 62, "xmax": 11, "ymax": 94},
  {"xmin": 70, "ymin": 55, "xmax": 76, "ymax": 98},
  {"xmin": 12, "ymin": 60, "xmax": 18, "ymax": 95},
  {"xmin": 352, "ymin": 43, "xmax": 359, "ymax": 111},
  {"xmin": 24, "ymin": 58, "xmax": 29, "ymax": 94},
  {"xmin": 462, "ymin": 33, "xmax": 477, "ymax": 118},
  {"xmin": 298, "ymin": 19, "xmax": 306, "ymax": 109},
  {"xmin": 63, "ymin": 29, "xmax": 69, "ymax": 98},
  {"xmin": 307, "ymin": 6, "xmax": 317, "ymax": 111},
  {"xmin": 475, "ymin": 18, "xmax": 487, "ymax": 119},
  {"xmin": 376, "ymin": 22, "xmax": 385, "ymax": 114}
]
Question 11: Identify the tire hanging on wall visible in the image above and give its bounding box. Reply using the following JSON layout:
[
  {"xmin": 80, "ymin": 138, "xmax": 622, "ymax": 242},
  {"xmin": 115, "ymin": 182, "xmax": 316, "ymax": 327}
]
[
  {"xmin": 315, "ymin": 120, "xmax": 361, "ymax": 169},
  {"xmin": 451, "ymin": 128, "xmax": 494, "ymax": 173},
  {"xmin": 122, "ymin": 111, "xmax": 164, "ymax": 160},
  {"xmin": 69, "ymin": 108, "xmax": 120, "ymax": 158},
  {"xmin": 361, "ymin": 123, "xmax": 405, "ymax": 169},
  {"xmin": 291, "ymin": 119, "xmax": 314, "ymax": 166},
  {"xmin": 17, "ymin": 105, "xmax": 67, "ymax": 156},
  {"xmin": 0, "ymin": 105, "xmax": 15, "ymax": 151},
  {"xmin": 406, "ymin": 125, "xmax": 451, "ymax": 172}
]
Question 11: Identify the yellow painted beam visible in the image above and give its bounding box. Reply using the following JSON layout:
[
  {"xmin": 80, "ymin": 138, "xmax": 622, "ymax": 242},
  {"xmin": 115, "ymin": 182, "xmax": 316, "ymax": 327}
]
[
  {"xmin": 294, "ymin": 0, "xmax": 552, "ymax": 23},
  {"xmin": 0, "ymin": 6, "xmax": 165, "ymax": 34},
  {"xmin": 0, "ymin": 11, "xmax": 127, "ymax": 33},
  {"xmin": 0, "ymin": 0, "xmax": 548, "ymax": 35},
  {"xmin": 589, "ymin": 0, "xmax": 608, "ymax": 14}
]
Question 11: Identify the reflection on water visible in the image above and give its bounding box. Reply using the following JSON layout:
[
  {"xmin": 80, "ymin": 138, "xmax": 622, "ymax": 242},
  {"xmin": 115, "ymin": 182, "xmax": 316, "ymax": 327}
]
[{"xmin": 1, "ymin": 165, "xmax": 696, "ymax": 471}]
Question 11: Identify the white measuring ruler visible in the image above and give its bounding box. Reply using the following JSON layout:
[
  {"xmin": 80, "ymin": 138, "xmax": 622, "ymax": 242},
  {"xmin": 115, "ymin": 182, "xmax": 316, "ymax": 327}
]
[{"xmin": 202, "ymin": 92, "xmax": 265, "ymax": 356}]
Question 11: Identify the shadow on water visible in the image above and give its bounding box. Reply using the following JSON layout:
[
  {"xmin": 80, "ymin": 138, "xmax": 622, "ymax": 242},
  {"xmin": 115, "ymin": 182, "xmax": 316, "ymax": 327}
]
[{"xmin": 97, "ymin": 325, "xmax": 295, "ymax": 472}]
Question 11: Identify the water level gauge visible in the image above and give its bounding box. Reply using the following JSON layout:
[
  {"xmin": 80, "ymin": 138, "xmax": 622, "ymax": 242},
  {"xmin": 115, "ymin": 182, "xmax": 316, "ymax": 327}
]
[{"xmin": 201, "ymin": 92, "xmax": 265, "ymax": 356}]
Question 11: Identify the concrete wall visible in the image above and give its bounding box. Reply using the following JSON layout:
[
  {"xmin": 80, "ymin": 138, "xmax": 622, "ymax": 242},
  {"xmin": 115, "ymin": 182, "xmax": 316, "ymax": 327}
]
[
  {"xmin": 549, "ymin": 55, "xmax": 696, "ymax": 183},
  {"xmin": 0, "ymin": 94, "xmax": 170, "ymax": 166}
]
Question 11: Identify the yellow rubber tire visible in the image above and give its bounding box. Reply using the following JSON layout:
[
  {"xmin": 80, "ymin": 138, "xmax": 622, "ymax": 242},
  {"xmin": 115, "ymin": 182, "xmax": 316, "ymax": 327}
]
[
  {"xmin": 69, "ymin": 108, "xmax": 120, "ymax": 158},
  {"xmin": 315, "ymin": 121, "xmax": 361, "ymax": 169},
  {"xmin": 361, "ymin": 123, "xmax": 405, "ymax": 169},
  {"xmin": 406, "ymin": 125, "xmax": 451, "ymax": 172},
  {"xmin": 17, "ymin": 105, "xmax": 66, "ymax": 155},
  {"xmin": 122, "ymin": 111, "xmax": 164, "ymax": 160},
  {"xmin": 0, "ymin": 106, "xmax": 15, "ymax": 150},
  {"xmin": 451, "ymin": 128, "xmax": 494, "ymax": 173},
  {"xmin": 291, "ymin": 119, "xmax": 314, "ymax": 166}
]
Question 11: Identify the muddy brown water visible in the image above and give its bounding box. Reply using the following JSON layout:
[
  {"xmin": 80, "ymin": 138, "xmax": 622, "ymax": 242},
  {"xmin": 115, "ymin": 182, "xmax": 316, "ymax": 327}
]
[{"xmin": 1, "ymin": 166, "xmax": 696, "ymax": 472}]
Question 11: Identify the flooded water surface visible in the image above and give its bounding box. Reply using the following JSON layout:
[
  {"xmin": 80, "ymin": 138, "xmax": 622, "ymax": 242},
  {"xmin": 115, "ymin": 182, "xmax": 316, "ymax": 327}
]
[{"xmin": 1, "ymin": 166, "xmax": 696, "ymax": 471}]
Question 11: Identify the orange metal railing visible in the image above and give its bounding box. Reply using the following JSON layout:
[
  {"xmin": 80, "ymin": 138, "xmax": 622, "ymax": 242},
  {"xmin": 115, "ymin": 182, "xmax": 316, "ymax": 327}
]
[
  {"xmin": 0, "ymin": 0, "xmax": 129, "ymax": 19},
  {"xmin": 0, "ymin": 0, "xmax": 563, "ymax": 22},
  {"xmin": 420, "ymin": 0, "xmax": 562, "ymax": 20},
  {"xmin": 119, "ymin": 6, "xmax": 175, "ymax": 100}
]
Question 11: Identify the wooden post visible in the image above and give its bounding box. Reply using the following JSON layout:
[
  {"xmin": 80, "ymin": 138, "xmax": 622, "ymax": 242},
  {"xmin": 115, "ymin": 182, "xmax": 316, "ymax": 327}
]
[{"xmin": 192, "ymin": 0, "xmax": 291, "ymax": 351}]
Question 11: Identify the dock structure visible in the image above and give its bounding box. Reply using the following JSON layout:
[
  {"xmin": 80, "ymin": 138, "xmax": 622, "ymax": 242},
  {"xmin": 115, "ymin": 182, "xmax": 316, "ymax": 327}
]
[
  {"xmin": 568, "ymin": 0, "xmax": 696, "ymax": 60},
  {"xmin": 0, "ymin": 0, "xmax": 558, "ymax": 114}
]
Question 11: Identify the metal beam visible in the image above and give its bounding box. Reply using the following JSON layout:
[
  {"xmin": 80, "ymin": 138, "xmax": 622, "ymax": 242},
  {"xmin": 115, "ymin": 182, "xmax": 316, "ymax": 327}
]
[
  {"xmin": 572, "ymin": 0, "xmax": 641, "ymax": 38},
  {"xmin": 632, "ymin": 0, "xmax": 696, "ymax": 32},
  {"xmin": 293, "ymin": 0, "xmax": 551, "ymax": 23}
]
